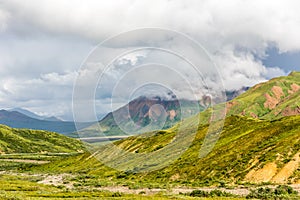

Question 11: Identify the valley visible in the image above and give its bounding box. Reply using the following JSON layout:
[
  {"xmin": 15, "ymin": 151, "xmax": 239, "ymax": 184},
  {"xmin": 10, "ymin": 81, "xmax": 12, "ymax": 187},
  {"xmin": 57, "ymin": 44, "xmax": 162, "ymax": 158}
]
[{"xmin": 0, "ymin": 72, "xmax": 300, "ymax": 199}]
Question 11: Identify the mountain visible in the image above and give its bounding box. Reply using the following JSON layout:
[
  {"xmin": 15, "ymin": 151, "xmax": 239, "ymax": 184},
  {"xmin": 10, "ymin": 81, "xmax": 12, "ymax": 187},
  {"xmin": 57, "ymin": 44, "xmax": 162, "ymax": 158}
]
[
  {"xmin": 0, "ymin": 124, "xmax": 85, "ymax": 154},
  {"xmin": 9, "ymin": 107, "xmax": 44, "ymax": 120},
  {"xmin": 43, "ymin": 116, "xmax": 62, "ymax": 122},
  {"xmin": 226, "ymin": 71, "xmax": 300, "ymax": 119},
  {"xmin": 0, "ymin": 110, "xmax": 91, "ymax": 136},
  {"xmin": 80, "ymin": 87, "xmax": 250, "ymax": 137},
  {"xmin": 10, "ymin": 107, "xmax": 62, "ymax": 121},
  {"xmin": 33, "ymin": 72, "xmax": 300, "ymax": 186},
  {"xmin": 79, "ymin": 96, "xmax": 204, "ymax": 137}
]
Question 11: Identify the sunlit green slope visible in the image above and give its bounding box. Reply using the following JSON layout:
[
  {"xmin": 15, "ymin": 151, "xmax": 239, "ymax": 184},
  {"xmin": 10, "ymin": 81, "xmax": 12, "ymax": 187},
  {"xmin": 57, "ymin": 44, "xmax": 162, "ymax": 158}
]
[
  {"xmin": 0, "ymin": 125, "xmax": 85, "ymax": 153},
  {"xmin": 32, "ymin": 115, "xmax": 300, "ymax": 186},
  {"xmin": 226, "ymin": 71, "xmax": 300, "ymax": 119}
]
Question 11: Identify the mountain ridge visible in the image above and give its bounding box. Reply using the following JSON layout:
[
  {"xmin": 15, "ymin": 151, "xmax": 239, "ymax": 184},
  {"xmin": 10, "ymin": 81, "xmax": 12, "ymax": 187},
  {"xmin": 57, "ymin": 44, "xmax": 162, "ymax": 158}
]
[
  {"xmin": 225, "ymin": 71, "xmax": 300, "ymax": 119},
  {"xmin": 0, "ymin": 109, "xmax": 92, "ymax": 136},
  {"xmin": 9, "ymin": 107, "xmax": 48, "ymax": 121},
  {"xmin": 80, "ymin": 87, "xmax": 250, "ymax": 137}
]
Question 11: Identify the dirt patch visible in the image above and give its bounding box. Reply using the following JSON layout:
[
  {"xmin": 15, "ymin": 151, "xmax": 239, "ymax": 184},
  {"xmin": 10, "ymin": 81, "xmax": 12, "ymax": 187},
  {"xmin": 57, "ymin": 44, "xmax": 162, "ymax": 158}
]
[
  {"xmin": 100, "ymin": 186, "xmax": 163, "ymax": 195},
  {"xmin": 38, "ymin": 174, "xmax": 64, "ymax": 186},
  {"xmin": 250, "ymin": 112, "xmax": 258, "ymax": 119},
  {"xmin": 245, "ymin": 162, "xmax": 278, "ymax": 183},
  {"xmin": 99, "ymin": 186, "xmax": 250, "ymax": 196},
  {"xmin": 264, "ymin": 93, "xmax": 279, "ymax": 109},
  {"xmin": 170, "ymin": 173, "xmax": 180, "ymax": 181},
  {"xmin": 272, "ymin": 153, "xmax": 300, "ymax": 184},
  {"xmin": 226, "ymin": 101, "xmax": 238, "ymax": 113},
  {"xmin": 0, "ymin": 159, "xmax": 49, "ymax": 164},
  {"xmin": 271, "ymin": 86, "xmax": 284, "ymax": 99},
  {"xmin": 264, "ymin": 86, "xmax": 285, "ymax": 109},
  {"xmin": 38, "ymin": 174, "xmax": 74, "ymax": 189},
  {"xmin": 281, "ymin": 106, "xmax": 300, "ymax": 116},
  {"xmin": 288, "ymin": 83, "xmax": 300, "ymax": 94}
]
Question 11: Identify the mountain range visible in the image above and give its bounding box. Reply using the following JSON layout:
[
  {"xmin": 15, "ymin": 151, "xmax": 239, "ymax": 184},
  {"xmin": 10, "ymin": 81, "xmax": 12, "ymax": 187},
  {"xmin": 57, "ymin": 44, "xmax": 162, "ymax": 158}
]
[
  {"xmin": 79, "ymin": 87, "xmax": 250, "ymax": 137},
  {"xmin": 30, "ymin": 71, "xmax": 300, "ymax": 186},
  {"xmin": 9, "ymin": 108, "xmax": 62, "ymax": 121},
  {"xmin": 0, "ymin": 109, "xmax": 92, "ymax": 136},
  {"xmin": 0, "ymin": 85, "xmax": 250, "ymax": 138}
]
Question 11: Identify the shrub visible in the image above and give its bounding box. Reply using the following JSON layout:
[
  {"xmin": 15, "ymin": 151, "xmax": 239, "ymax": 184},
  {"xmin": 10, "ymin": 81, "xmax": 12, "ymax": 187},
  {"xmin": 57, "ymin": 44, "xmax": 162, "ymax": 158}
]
[
  {"xmin": 111, "ymin": 192, "xmax": 122, "ymax": 197},
  {"xmin": 189, "ymin": 189, "xmax": 234, "ymax": 197},
  {"xmin": 274, "ymin": 185, "xmax": 297, "ymax": 195},
  {"xmin": 246, "ymin": 185, "xmax": 298, "ymax": 199}
]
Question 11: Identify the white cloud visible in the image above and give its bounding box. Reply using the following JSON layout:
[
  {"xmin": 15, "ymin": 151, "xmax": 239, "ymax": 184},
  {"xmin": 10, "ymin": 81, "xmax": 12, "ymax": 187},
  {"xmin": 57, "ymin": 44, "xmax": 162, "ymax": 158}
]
[
  {"xmin": 0, "ymin": 0, "xmax": 299, "ymax": 119},
  {"xmin": 213, "ymin": 50, "xmax": 286, "ymax": 90},
  {"xmin": 2, "ymin": 0, "xmax": 300, "ymax": 51},
  {"xmin": 0, "ymin": 71, "xmax": 78, "ymax": 119},
  {"xmin": 0, "ymin": 7, "xmax": 9, "ymax": 32}
]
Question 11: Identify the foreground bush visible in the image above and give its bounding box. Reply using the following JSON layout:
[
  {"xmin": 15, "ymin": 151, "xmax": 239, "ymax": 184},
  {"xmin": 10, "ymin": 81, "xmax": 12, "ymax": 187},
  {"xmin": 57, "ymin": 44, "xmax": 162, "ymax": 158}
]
[
  {"xmin": 189, "ymin": 189, "xmax": 235, "ymax": 197},
  {"xmin": 246, "ymin": 185, "xmax": 298, "ymax": 199}
]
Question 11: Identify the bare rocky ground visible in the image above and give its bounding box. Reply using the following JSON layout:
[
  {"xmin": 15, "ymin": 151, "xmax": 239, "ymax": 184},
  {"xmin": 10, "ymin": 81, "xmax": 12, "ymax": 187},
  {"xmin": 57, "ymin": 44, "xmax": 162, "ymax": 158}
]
[
  {"xmin": 33, "ymin": 173, "xmax": 300, "ymax": 196},
  {"xmin": 0, "ymin": 158, "xmax": 50, "ymax": 164},
  {"xmin": 2, "ymin": 170, "xmax": 300, "ymax": 197}
]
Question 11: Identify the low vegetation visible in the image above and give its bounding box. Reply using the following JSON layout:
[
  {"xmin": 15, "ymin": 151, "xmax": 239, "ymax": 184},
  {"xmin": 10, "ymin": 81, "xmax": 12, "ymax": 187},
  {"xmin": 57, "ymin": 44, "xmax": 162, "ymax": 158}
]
[
  {"xmin": 188, "ymin": 189, "xmax": 236, "ymax": 197},
  {"xmin": 226, "ymin": 71, "xmax": 300, "ymax": 120},
  {"xmin": 26, "ymin": 115, "xmax": 300, "ymax": 190},
  {"xmin": 0, "ymin": 124, "xmax": 85, "ymax": 153},
  {"xmin": 246, "ymin": 185, "xmax": 298, "ymax": 199}
]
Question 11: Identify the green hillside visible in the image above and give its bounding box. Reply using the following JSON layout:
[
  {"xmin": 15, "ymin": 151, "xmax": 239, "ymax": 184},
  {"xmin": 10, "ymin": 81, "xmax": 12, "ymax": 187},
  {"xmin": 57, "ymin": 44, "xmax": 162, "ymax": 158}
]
[
  {"xmin": 28, "ymin": 72, "xmax": 300, "ymax": 187},
  {"xmin": 226, "ymin": 71, "xmax": 300, "ymax": 119},
  {"xmin": 0, "ymin": 124, "xmax": 85, "ymax": 154},
  {"xmin": 31, "ymin": 115, "xmax": 300, "ymax": 187}
]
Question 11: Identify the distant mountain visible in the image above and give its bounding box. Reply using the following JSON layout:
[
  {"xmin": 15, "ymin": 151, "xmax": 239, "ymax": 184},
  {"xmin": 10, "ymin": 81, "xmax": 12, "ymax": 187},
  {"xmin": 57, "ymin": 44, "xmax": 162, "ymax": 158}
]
[
  {"xmin": 9, "ymin": 107, "xmax": 44, "ymax": 120},
  {"xmin": 0, "ymin": 110, "xmax": 91, "ymax": 136},
  {"xmin": 9, "ymin": 107, "xmax": 62, "ymax": 121},
  {"xmin": 43, "ymin": 116, "xmax": 62, "ymax": 122},
  {"xmin": 80, "ymin": 86, "xmax": 251, "ymax": 137},
  {"xmin": 79, "ymin": 96, "xmax": 204, "ymax": 137},
  {"xmin": 0, "ymin": 124, "xmax": 85, "ymax": 153}
]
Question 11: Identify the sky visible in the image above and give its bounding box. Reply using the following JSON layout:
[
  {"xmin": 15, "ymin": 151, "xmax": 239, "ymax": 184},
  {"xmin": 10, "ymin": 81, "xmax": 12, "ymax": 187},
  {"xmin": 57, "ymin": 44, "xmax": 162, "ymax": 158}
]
[{"xmin": 0, "ymin": 0, "xmax": 299, "ymax": 121}]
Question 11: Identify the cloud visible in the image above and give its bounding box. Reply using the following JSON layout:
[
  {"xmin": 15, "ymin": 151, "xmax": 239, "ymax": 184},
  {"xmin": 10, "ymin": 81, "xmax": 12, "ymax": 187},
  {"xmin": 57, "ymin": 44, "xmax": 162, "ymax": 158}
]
[
  {"xmin": 2, "ymin": 0, "xmax": 300, "ymax": 51},
  {"xmin": 213, "ymin": 49, "xmax": 286, "ymax": 89},
  {"xmin": 0, "ymin": 71, "xmax": 77, "ymax": 117},
  {"xmin": 0, "ymin": 0, "xmax": 299, "ymax": 119},
  {"xmin": 0, "ymin": 7, "xmax": 9, "ymax": 32}
]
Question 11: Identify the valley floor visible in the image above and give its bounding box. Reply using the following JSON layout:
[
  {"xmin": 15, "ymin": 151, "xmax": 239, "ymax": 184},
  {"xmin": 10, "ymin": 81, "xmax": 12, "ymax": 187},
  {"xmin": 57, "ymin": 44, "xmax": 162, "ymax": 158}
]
[{"xmin": 0, "ymin": 153, "xmax": 299, "ymax": 199}]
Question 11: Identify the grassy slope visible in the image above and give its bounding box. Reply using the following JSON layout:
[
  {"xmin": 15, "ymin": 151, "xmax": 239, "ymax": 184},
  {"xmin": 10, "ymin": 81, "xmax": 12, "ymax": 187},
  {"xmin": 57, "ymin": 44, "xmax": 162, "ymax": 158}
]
[
  {"xmin": 30, "ymin": 115, "xmax": 300, "ymax": 187},
  {"xmin": 0, "ymin": 124, "xmax": 85, "ymax": 153},
  {"xmin": 28, "ymin": 72, "xmax": 300, "ymax": 187},
  {"xmin": 226, "ymin": 71, "xmax": 300, "ymax": 119}
]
